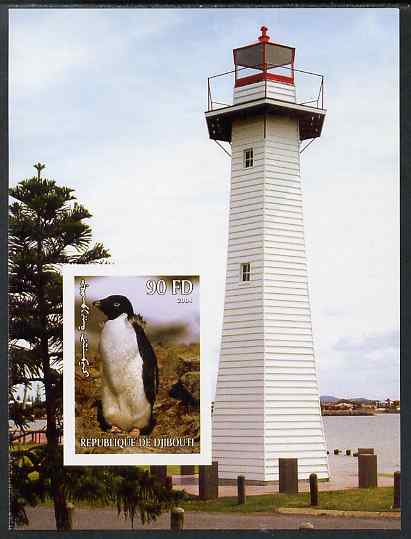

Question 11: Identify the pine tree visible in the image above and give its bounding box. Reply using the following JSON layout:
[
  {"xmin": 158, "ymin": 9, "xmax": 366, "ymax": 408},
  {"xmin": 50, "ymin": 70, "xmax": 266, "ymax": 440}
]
[{"xmin": 9, "ymin": 164, "xmax": 183, "ymax": 531}]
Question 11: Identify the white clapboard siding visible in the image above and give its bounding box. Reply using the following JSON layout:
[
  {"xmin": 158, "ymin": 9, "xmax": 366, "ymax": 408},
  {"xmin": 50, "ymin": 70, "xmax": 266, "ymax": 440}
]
[
  {"xmin": 262, "ymin": 115, "xmax": 327, "ymax": 478},
  {"xmin": 213, "ymin": 113, "xmax": 266, "ymax": 470},
  {"xmin": 233, "ymin": 80, "xmax": 296, "ymax": 105},
  {"xmin": 212, "ymin": 80, "xmax": 328, "ymax": 482}
]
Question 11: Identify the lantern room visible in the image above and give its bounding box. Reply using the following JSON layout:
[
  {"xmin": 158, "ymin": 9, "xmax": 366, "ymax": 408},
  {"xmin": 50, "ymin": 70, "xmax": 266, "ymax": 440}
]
[
  {"xmin": 234, "ymin": 26, "xmax": 295, "ymax": 87},
  {"xmin": 205, "ymin": 26, "xmax": 326, "ymax": 143}
]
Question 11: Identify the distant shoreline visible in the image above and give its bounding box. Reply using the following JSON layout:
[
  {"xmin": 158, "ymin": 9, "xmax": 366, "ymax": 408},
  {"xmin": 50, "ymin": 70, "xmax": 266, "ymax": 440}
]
[{"xmin": 322, "ymin": 410, "xmax": 399, "ymax": 416}]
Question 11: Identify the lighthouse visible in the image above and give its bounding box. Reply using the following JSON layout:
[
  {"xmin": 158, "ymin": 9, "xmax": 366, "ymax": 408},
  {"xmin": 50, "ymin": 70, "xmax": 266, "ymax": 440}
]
[{"xmin": 205, "ymin": 27, "xmax": 329, "ymax": 483}]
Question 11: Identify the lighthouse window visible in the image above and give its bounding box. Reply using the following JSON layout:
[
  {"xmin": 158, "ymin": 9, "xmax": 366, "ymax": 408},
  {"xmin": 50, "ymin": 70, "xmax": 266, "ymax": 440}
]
[
  {"xmin": 241, "ymin": 262, "xmax": 251, "ymax": 282},
  {"xmin": 243, "ymin": 148, "xmax": 254, "ymax": 168}
]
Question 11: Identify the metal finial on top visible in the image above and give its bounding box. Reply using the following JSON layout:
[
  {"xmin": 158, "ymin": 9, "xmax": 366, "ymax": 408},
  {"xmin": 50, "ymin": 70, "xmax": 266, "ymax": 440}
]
[
  {"xmin": 258, "ymin": 26, "xmax": 270, "ymax": 43},
  {"xmin": 34, "ymin": 162, "xmax": 46, "ymax": 180}
]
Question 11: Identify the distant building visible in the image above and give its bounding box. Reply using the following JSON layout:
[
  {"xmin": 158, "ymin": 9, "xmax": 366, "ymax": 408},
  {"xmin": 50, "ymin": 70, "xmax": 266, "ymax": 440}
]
[{"xmin": 334, "ymin": 402, "xmax": 354, "ymax": 410}]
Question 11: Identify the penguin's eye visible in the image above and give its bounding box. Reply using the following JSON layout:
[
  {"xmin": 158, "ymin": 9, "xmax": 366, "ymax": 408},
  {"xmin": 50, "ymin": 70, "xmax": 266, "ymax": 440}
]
[{"xmin": 113, "ymin": 302, "xmax": 120, "ymax": 308}]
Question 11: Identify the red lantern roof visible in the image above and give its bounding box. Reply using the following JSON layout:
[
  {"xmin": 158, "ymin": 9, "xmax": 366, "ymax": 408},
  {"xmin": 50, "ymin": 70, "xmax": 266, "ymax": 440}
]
[{"xmin": 233, "ymin": 26, "xmax": 295, "ymax": 87}]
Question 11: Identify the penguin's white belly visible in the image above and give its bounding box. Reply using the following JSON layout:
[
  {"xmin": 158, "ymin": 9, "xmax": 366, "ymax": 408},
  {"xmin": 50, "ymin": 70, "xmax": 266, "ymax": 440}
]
[{"xmin": 99, "ymin": 315, "xmax": 151, "ymax": 432}]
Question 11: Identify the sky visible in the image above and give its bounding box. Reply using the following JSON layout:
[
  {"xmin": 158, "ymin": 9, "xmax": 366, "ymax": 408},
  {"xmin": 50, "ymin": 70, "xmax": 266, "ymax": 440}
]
[
  {"xmin": 73, "ymin": 275, "xmax": 200, "ymax": 356},
  {"xmin": 9, "ymin": 8, "xmax": 399, "ymax": 401}
]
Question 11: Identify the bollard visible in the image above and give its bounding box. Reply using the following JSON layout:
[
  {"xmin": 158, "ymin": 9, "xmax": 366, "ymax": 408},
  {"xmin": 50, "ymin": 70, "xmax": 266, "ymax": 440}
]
[
  {"xmin": 279, "ymin": 458, "xmax": 298, "ymax": 494},
  {"xmin": 165, "ymin": 476, "xmax": 173, "ymax": 490},
  {"xmin": 358, "ymin": 454, "xmax": 378, "ymax": 488},
  {"xmin": 180, "ymin": 465, "xmax": 195, "ymax": 475},
  {"xmin": 309, "ymin": 473, "xmax": 318, "ymax": 506},
  {"xmin": 333, "ymin": 449, "xmax": 340, "ymax": 455},
  {"xmin": 237, "ymin": 475, "xmax": 246, "ymax": 505},
  {"xmin": 66, "ymin": 502, "xmax": 75, "ymax": 529},
  {"xmin": 393, "ymin": 471, "xmax": 400, "ymax": 509},
  {"xmin": 150, "ymin": 465, "xmax": 168, "ymax": 485},
  {"xmin": 170, "ymin": 507, "xmax": 184, "ymax": 531},
  {"xmin": 346, "ymin": 449, "xmax": 351, "ymax": 456},
  {"xmin": 358, "ymin": 448, "xmax": 374, "ymax": 455},
  {"xmin": 199, "ymin": 461, "xmax": 219, "ymax": 500}
]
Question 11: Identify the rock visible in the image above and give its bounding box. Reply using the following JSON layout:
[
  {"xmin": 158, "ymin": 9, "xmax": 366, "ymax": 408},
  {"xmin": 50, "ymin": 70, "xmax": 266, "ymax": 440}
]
[
  {"xmin": 180, "ymin": 371, "xmax": 200, "ymax": 401},
  {"xmin": 176, "ymin": 356, "xmax": 200, "ymax": 378},
  {"xmin": 76, "ymin": 342, "xmax": 202, "ymax": 452},
  {"xmin": 169, "ymin": 381, "xmax": 199, "ymax": 407}
]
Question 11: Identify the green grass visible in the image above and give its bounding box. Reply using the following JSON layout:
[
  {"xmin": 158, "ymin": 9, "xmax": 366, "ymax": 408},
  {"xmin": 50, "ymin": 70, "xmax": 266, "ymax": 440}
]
[
  {"xmin": 10, "ymin": 443, "xmax": 39, "ymax": 452},
  {"xmin": 180, "ymin": 487, "xmax": 398, "ymax": 514},
  {"xmin": 37, "ymin": 487, "xmax": 397, "ymax": 513},
  {"xmin": 37, "ymin": 487, "xmax": 398, "ymax": 513},
  {"xmin": 137, "ymin": 465, "xmax": 198, "ymax": 474}
]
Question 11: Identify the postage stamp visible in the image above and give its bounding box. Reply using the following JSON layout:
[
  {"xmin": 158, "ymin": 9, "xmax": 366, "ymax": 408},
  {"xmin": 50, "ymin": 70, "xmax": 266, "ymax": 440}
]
[{"xmin": 63, "ymin": 265, "xmax": 211, "ymax": 465}]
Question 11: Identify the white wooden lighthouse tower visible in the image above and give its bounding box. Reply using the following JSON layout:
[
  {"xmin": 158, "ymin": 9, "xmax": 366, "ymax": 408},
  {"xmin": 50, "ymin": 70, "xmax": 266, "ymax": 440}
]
[{"xmin": 205, "ymin": 27, "xmax": 329, "ymax": 483}]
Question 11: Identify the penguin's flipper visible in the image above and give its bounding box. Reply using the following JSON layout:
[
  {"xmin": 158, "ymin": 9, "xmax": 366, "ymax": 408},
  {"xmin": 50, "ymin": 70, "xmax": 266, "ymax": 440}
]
[{"xmin": 131, "ymin": 320, "xmax": 159, "ymax": 405}]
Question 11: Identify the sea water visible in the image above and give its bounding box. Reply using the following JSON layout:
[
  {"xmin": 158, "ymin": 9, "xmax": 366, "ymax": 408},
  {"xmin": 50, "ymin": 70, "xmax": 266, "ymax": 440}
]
[{"xmin": 323, "ymin": 414, "xmax": 400, "ymax": 478}]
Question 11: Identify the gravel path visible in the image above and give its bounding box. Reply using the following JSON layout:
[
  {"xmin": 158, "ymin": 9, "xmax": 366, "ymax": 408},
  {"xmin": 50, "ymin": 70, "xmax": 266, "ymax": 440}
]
[{"xmin": 19, "ymin": 506, "xmax": 400, "ymax": 531}]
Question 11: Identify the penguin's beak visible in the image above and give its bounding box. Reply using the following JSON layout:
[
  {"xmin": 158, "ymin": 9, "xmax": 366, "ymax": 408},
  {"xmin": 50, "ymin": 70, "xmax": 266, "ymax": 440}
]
[{"xmin": 93, "ymin": 300, "xmax": 101, "ymax": 309}]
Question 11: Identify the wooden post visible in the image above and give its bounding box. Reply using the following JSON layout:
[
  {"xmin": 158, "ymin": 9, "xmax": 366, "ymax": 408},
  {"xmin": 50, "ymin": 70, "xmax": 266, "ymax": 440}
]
[
  {"xmin": 358, "ymin": 448, "xmax": 374, "ymax": 455},
  {"xmin": 309, "ymin": 473, "xmax": 318, "ymax": 506},
  {"xmin": 165, "ymin": 476, "xmax": 173, "ymax": 490},
  {"xmin": 199, "ymin": 461, "xmax": 218, "ymax": 500},
  {"xmin": 66, "ymin": 503, "xmax": 75, "ymax": 529},
  {"xmin": 170, "ymin": 507, "xmax": 184, "ymax": 531},
  {"xmin": 180, "ymin": 465, "xmax": 195, "ymax": 475},
  {"xmin": 393, "ymin": 471, "xmax": 400, "ymax": 509},
  {"xmin": 279, "ymin": 458, "xmax": 298, "ymax": 494},
  {"xmin": 150, "ymin": 465, "xmax": 167, "ymax": 485},
  {"xmin": 237, "ymin": 475, "xmax": 246, "ymax": 505},
  {"xmin": 358, "ymin": 454, "xmax": 378, "ymax": 488}
]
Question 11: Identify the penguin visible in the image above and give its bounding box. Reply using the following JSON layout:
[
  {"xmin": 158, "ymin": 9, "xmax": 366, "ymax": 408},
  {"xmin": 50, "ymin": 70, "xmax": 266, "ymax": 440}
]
[{"xmin": 92, "ymin": 295, "xmax": 159, "ymax": 435}]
